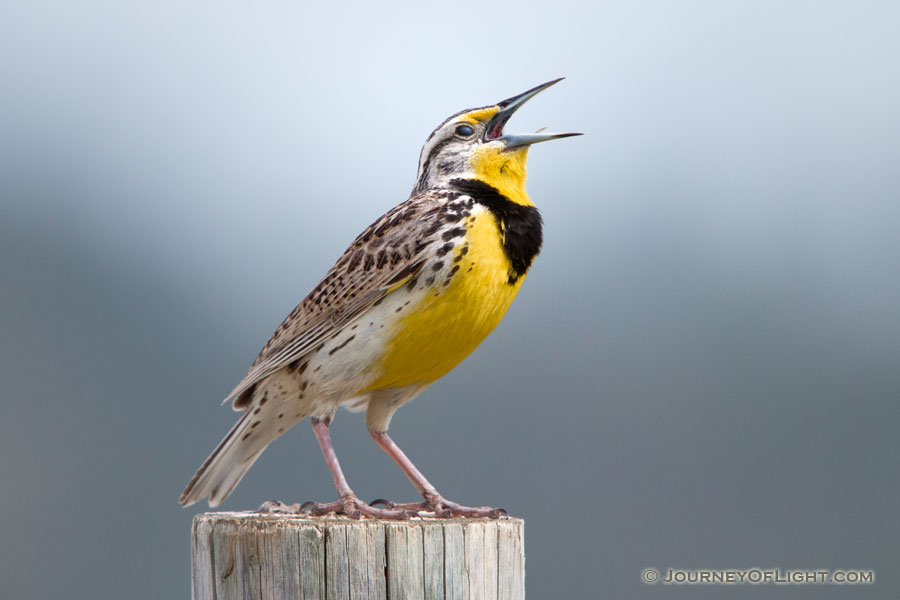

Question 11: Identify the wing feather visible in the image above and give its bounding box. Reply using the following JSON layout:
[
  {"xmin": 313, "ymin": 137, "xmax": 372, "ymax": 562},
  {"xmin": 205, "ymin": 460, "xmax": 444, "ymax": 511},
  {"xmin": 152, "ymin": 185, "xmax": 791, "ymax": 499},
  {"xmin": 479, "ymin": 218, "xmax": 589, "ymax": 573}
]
[{"xmin": 223, "ymin": 192, "xmax": 450, "ymax": 407}]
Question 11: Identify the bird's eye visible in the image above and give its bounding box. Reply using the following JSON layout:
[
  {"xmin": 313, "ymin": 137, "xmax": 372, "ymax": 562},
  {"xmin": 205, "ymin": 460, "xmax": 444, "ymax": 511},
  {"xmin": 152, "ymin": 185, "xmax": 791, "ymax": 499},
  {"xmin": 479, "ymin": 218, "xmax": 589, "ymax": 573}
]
[{"xmin": 455, "ymin": 124, "xmax": 475, "ymax": 138}]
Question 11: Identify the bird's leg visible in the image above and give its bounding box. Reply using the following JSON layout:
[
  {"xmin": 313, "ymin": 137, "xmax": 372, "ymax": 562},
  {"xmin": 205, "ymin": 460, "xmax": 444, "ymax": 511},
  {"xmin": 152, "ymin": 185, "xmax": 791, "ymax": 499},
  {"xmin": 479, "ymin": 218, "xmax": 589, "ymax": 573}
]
[
  {"xmin": 301, "ymin": 417, "xmax": 411, "ymax": 520},
  {"xmin": 369, "ymin": 430, "xmax": 507, "ymax": 518}
]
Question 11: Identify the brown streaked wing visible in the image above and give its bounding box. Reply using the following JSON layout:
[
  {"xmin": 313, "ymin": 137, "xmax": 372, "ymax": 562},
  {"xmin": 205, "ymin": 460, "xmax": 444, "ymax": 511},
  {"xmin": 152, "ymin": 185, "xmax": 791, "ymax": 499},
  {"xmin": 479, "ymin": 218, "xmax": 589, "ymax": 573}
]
[{"xmin": 222, "ymin": 191, "xmax": 448, "ymax": 408}]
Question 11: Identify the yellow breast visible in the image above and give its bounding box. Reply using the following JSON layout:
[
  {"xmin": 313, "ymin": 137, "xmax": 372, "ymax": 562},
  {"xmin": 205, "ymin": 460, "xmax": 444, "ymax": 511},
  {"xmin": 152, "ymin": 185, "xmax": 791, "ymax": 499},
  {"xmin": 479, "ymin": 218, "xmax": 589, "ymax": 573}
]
[{"xmin": 366, "ymin": 208, "xmax": 525, "ymax": 389}]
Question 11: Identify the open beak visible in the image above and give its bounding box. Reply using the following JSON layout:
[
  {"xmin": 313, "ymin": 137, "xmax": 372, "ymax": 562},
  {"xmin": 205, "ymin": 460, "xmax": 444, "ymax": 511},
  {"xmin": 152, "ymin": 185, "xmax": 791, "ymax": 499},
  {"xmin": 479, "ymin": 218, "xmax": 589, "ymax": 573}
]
[{"xmin": 484, "ymin": 78, "xmax": 582, "ymax": 149}]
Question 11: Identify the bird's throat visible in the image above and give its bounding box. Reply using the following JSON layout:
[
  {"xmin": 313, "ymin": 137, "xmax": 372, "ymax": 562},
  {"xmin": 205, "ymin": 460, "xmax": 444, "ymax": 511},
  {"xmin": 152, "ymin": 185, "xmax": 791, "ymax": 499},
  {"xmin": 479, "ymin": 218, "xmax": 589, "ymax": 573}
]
[{"xmin": 469, "ymin": 145, "xmax": 533, "ymax": 207}]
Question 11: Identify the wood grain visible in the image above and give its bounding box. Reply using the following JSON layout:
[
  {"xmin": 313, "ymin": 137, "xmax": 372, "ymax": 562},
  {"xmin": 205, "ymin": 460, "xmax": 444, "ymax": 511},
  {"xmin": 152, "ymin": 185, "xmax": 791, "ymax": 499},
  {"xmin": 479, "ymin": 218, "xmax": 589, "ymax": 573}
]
[{"xmin": 191, "ymin": 512, "xmax": 525, "ymax": 600}]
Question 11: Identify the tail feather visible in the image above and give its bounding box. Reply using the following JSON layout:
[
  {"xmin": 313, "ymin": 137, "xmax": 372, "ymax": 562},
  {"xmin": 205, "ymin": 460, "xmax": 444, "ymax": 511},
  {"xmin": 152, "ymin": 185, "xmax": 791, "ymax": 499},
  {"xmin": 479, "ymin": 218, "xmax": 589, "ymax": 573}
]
[
  {"xmin": 180, "ymin": 398, "xmax": 308, "ymax": 507},
  {"xmin": 180, "ymin": 412, "xmax": 254, "ymax": 507}
]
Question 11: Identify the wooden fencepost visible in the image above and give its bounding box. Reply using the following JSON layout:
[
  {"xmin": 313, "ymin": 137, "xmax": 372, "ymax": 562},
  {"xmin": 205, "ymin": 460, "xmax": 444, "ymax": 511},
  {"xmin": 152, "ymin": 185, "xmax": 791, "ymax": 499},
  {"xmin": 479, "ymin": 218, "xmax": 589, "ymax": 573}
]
[{"xmin": 191, "ymin": 512, "xmax": 525, "ymax": 599}]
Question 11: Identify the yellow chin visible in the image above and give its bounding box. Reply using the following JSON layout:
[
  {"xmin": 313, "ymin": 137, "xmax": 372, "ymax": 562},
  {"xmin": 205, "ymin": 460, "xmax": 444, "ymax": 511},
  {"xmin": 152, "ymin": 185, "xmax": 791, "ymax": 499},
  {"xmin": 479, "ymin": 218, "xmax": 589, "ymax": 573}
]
[{"xmin": 469, "ymin": 144, "xmax": 533, "ymax": 207}]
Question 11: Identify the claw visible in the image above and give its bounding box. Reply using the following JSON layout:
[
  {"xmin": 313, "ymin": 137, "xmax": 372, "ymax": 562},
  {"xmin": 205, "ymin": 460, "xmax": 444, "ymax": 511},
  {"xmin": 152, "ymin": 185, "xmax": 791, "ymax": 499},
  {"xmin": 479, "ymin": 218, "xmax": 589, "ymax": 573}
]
[
  {"xmin": 419, "ymin": 494, "xmax": 509, "ymax": 519},
  {"xmin": 300, "ymin": 500, "xmax": 339, "ymax": 516},
  {"xmin": 291, "ymin": 495, "xmax": 416, "ymax": 520},
  {"xmin": 263, "ymin": 493, "xmax": 505, "ymax": 520}
]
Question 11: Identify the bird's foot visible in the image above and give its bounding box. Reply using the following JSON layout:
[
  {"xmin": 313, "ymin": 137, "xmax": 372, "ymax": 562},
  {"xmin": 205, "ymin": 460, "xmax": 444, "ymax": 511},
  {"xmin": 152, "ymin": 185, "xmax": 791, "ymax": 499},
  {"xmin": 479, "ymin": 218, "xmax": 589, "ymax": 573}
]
[
  {"xmin": 295, "ymin": 493, "xmax": 413, "ymax": 520},
  {"xmin": 370, "ymin": 492, "xmax": 508, "ymax": 519}
]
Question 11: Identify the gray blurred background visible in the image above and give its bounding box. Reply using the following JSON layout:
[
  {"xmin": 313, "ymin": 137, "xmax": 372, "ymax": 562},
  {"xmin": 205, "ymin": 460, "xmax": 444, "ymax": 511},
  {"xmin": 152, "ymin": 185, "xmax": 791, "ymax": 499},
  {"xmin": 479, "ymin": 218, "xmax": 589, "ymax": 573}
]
[{"xmin": 1, "ymin": 1, "xmax": 898, "ymax": 598}]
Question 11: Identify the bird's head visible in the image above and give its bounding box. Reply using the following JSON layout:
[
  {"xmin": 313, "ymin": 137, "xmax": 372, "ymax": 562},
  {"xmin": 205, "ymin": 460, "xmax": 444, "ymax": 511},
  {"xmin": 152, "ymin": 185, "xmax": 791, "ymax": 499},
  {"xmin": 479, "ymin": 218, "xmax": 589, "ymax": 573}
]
[{"xmin": 414, "ymin": 78, "xmax": 580, "ymax": 205}]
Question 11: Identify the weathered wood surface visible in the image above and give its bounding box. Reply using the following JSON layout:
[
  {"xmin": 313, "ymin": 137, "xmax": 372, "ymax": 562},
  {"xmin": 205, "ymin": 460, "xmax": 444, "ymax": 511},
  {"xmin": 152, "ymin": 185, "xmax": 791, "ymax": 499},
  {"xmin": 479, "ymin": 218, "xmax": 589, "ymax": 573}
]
[{"xmin": 191, "ymin": 512, "xmax": 525, "ymax": 600}]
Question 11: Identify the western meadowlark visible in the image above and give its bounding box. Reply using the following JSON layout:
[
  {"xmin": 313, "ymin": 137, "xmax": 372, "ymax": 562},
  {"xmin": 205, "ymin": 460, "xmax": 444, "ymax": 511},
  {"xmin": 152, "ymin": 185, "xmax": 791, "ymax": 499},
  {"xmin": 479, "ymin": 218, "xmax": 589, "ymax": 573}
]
[{"xmin": 180, "ymin": 78, "xmax": 579, "ymax": 519}]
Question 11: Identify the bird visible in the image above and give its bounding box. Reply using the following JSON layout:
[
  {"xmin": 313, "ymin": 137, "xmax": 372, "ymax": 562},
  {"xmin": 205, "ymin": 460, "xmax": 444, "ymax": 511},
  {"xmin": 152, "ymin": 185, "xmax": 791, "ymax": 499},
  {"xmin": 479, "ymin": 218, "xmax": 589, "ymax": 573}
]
[{"xmin": 179, "ymin": 78, "xmax": 580, "ymax": 519}]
